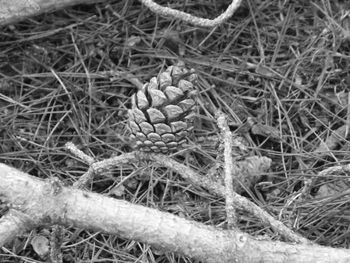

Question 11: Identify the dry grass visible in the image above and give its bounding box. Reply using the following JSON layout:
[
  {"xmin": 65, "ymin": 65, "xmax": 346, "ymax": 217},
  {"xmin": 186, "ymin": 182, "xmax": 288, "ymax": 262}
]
[{"xmin": 1, "ymin": 0, "xmax": 350, "ymax": 262}]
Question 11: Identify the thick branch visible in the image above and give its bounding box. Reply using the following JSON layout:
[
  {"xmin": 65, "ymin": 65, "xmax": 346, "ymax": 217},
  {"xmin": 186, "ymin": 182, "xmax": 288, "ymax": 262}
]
[
  {"xmin": 0, "ymin": 210, "xmax": 34, "ymax": 245},
  {"xmin": 1, "ymin": 163, "xmax": 350, "ymax": 263},
  {"xmin": 0, "ymin": 0, "xmax": 108, "ymax": 26}
]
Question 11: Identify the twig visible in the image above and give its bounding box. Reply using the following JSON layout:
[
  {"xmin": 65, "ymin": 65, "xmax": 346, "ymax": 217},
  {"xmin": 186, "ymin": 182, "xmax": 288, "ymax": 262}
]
[
  {"xmin": 73, "ymin": 168, "xmax": 95, "ymax": 189},
  {"xmin": 146, "ymin": 153, "xmax": 308, "ymax": 244},
  {"xmin": 66, "ymin": 142, "xmax": 308, "ymax": 244},
  {"xmin": 49, "ymin": 225, "xmax": 63, "ymax": 263},
  {"xmin": 140, "ymin": 0, "xmax": 243, "ymax": 27},
  {"xmin": 317, "ymin": 164, "xmax": 350, "ymax": 177},
  {"xmin": 65, "ymin": 142, "xmax": 95, "ymax": 165},
  {"xmin": 66, "ymin": 142, "xmax": 96, "ymax": 187},
  {"xmin": 65, "ymin": 142, "xmax": 138, "ymax": 188},
  {"xmin": 217, "ymin": 111, "xmax": 237, "ymax": 228}
]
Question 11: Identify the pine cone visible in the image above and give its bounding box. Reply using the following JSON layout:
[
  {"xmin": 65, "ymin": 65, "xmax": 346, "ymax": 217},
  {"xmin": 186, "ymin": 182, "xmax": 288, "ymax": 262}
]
[{"xmin": 128, "ymin": 65, "xmax": 197, "ymax": 153}]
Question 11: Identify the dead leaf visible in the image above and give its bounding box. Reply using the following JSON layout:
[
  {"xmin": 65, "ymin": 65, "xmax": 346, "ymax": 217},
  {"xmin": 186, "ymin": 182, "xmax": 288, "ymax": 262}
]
[
  {"xmin": 125, "ymin": 35, "xmax": 141, "ymax": 47},
  {"xmin": 248, "ymin": 117, "xmax": 281, "ymax": 140},
  {"xmin": 255, "ymin": 64, "xmax": 276, "ymax": 78},
  {"xmin": 233, "ymin": 156, "xmax": 272, "ymax": 193},
  {"xmin": 31, "ymin": 235, "xmax": 49, "ymax": 258},
  {"xmin": 110, "ymin": 184, "xmax": 126, "ymax": 197}
]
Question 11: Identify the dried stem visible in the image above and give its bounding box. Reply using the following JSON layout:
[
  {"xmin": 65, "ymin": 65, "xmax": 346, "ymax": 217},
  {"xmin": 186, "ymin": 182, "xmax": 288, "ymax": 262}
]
[
  {"xmin": 66, "ymin": 142, "xmax": 95, "ymax": 165},
  {"xmin": 217, "ymin": 112, "xmax": 237, "ymax": 228}
]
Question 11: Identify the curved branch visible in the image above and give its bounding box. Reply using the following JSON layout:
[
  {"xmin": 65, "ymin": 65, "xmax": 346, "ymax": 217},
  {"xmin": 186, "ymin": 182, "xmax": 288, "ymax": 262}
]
[{"xmin": 140, "ymin": 0, "xmax": 242, "ymax": 27}]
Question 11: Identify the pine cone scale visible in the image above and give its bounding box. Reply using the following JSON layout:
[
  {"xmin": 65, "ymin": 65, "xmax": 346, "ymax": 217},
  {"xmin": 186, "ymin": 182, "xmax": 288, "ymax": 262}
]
[{"xmin": 146, "ymin": 108, "xmax": 165, "ymax": 123}]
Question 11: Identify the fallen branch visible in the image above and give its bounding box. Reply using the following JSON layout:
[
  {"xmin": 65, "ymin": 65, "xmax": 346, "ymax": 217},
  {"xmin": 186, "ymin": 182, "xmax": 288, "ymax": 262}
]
[
  {"xmin": 1, "ymin": 163, "xmax": 350, "ymax": 263},
  {"xmin": 0, "ymin": 0, "xmax": 109, "ymax": 26}
]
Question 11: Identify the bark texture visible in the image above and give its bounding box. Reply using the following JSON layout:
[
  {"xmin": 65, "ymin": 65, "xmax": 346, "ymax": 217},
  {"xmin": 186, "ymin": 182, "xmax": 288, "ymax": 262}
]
[
  {"xmin": 0, "ymin": 0, "xmax": 107, "ymax": 26},
  {"xmin": 1, "ymin": 163, "xmax": 350, "ymax": 262}
]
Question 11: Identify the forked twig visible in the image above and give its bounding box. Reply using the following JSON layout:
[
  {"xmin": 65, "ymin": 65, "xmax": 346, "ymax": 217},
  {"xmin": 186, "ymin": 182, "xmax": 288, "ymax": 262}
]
[{"xmin": 65, "ymin": 142, "xmax": 309, "ymax": 244}]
